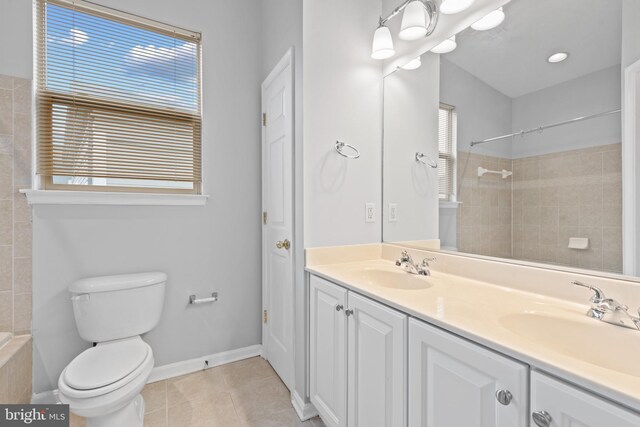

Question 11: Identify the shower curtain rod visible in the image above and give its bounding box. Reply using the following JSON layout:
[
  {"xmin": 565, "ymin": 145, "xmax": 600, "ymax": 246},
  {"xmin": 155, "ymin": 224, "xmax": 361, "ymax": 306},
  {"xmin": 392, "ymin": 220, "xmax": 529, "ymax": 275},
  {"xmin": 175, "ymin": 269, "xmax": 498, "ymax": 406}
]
[{"xmin": 469, "ymin": 108, "xmax": 622, "ymax": 147}]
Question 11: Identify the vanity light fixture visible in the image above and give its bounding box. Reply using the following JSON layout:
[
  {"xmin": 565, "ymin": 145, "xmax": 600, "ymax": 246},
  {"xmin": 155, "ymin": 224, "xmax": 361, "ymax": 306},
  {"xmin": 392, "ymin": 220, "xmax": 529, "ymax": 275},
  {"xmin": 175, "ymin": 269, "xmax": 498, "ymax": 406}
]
[
  {"xmin": 371, "ymin": 22, "xmax": 396, "ymax": 59},
  {"xmin": 400, "ymin": 56, "xmax": 422, "ymax": 70},
  {"xmin": 471, "ymin": 6, "xmax": 505, "ymax": 31},
  {"xmin": 371, "ymin": 0, "xmax": 439, "ymax": 60},
  {"xmin": 399, "ymin": 0, "xmax": 430, "ymax": 40},
  {"xmin": 440, "ymin": 0, "xmax": 474, "ymax": 15},
  {"xmin": 547, "ymin": 52, "xmax": 569, "ymax": 63},
  {"xmin": 431, "ymin": 35, "xmax": 457, "ymax": 54}
]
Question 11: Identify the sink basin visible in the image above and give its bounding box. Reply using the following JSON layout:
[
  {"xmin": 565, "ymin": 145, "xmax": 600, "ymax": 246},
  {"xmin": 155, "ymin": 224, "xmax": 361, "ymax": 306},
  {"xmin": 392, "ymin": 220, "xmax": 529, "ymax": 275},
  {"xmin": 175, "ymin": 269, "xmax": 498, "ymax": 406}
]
[
  {"xmin": 351, "ymin": 267, "xmax": 433, "ymax": 290},
  {"xmin": 500, "ymin": 312, "xmax": 640, "ymax": 377}
]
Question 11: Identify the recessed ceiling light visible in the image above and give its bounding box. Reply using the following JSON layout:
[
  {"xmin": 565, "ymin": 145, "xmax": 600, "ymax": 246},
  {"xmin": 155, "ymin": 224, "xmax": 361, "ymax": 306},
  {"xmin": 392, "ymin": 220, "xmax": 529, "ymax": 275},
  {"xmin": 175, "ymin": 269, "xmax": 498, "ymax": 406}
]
[
  {"xmin": 471, "ymin": 7, "xmax": 505, "ymax": 31},
  {"xmin": 431, "ymin": 35, "xmax": 457, "ymax": 54},
  {"xmin": 440, "ymin": 0, "xmax": 475, "ymax": 15},
  {"xmin": 401, "ymin": 57, "xmax": 422, "ymax": 70},
  {"xmin": 547, "ymin": 52, "xmax": 569, "ymax": 63}
]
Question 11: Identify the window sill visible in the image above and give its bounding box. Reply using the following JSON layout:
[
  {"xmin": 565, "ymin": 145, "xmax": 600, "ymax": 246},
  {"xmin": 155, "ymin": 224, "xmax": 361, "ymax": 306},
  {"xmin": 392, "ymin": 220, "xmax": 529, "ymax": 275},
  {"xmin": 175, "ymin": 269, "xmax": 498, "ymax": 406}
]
[
  {"xmin": 439, "ymin": 201, "xmax": 463, "ymax": 209},
  {"xmin": 21, "ymin": 190, "xmax": 209, "ymax": 206}
]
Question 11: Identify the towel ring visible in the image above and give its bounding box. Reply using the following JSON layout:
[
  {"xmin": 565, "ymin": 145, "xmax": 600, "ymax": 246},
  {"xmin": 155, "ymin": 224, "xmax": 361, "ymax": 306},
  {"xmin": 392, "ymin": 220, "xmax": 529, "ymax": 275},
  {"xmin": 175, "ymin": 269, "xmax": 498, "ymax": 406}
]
[
  {"xmin": 335, "ymin": 141, "xmax": 360, "ymax": 159},
  {"xmin": 415, "ymin": 152, "xmax": 437, "ymax": 168}
]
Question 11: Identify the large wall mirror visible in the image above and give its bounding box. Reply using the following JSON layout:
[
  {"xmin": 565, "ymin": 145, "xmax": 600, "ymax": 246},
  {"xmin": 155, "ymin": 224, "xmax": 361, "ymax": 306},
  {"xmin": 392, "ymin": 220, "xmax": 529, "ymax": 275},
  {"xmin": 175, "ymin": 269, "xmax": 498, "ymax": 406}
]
[{"xmin": 383, "ymin": 0, "xmax": 640, "ymax": 278}]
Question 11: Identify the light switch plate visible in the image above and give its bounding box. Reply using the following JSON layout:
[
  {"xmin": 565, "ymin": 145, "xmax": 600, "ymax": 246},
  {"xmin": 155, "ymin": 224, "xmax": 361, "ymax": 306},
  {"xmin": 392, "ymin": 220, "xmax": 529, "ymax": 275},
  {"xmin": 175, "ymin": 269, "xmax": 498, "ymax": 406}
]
[
  {"xmin": 365, "ymin": 203, "xmax": 375, "ymax": 223},
  {"xmin": 389, "ymin": 203, "xmax": 398, "ymax": 222}
]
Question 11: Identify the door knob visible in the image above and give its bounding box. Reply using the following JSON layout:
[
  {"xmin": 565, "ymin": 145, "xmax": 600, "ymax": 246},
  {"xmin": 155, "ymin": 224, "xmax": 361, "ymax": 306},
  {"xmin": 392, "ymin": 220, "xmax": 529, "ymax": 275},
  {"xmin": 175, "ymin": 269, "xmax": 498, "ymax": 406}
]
[
  {"xmin": 276, "ymin": 239, "xmax": 291, "ymax": 250},
  {"xmin": 495, "ymin": 389, "xmax": 512, "ymax": 406},
  {"xmin": 532, "ymin": 410, "xmax": 553, "ymax": 427}
]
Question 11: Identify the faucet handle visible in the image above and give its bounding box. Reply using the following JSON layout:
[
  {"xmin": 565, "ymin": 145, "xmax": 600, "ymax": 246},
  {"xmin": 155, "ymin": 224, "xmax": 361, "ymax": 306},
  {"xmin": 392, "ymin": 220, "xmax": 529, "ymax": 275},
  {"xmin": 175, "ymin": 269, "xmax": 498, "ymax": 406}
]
[
  {"xmin": 572, "ymin": 280, "xmax": 606, "ymax": 303},
  {"xmin": 421, "ymin": 257, "xmax": 436, "ymax": 266}
]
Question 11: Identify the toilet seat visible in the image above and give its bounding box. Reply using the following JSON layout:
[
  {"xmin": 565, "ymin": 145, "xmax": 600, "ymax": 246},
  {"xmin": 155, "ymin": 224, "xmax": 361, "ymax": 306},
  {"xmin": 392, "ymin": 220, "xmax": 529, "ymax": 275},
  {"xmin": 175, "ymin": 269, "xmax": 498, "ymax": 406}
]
[
  {"xmin": 59, "ymin": 337, "xmax": 153, "ymax": 399},
  {"xmin": 65, "ymin": 337, "xmax": 149, "ymax": 391}
]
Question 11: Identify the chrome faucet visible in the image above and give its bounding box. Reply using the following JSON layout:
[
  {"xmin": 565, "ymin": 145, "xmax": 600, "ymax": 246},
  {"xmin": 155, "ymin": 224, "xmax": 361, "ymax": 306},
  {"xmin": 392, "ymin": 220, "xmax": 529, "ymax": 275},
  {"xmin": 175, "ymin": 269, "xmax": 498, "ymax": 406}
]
[
  {"xmin": 572, "ymin": 281, "xmax": 640, "ymax": 330},
  {"xmin": 395, "ymin": 251, "xmax": 435, "ymax": 276}
]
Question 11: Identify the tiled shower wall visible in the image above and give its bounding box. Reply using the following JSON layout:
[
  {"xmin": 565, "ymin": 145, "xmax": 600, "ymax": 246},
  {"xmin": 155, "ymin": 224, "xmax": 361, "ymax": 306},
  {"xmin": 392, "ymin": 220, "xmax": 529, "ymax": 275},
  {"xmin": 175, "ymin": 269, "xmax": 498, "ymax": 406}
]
[
  {"xmin": 512, "ymin": 143, "xmax": 622, "ymax": 273},
  {"xmin": 456, "ymin": 144, "xmax": 623, "ymax": 274},
  {"xmin": 0, "ymin": 75, "xmax": 32, "ymax": 335},
  {"xmin": 456, "ymin": 152, "xmax": 512, "ymax": 259}
]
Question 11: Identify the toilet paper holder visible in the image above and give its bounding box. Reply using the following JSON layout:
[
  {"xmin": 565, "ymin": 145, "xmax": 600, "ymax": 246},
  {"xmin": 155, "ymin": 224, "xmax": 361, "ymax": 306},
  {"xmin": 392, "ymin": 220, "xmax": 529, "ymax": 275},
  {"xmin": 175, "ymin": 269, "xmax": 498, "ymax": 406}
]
[{"xmin": 189, "ymin": 292, "xmax": 219, "ymax": 305}]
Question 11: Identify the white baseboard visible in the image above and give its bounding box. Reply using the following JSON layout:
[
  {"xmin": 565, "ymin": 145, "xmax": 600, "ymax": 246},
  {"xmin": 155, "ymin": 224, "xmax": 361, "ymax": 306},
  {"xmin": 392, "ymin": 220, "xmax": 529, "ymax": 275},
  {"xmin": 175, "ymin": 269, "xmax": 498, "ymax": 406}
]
[
  {"xmin": 291, "ymin": 389, "xmax": 318, "ymax": 421},
  {"xmin": 32, "ymin": 344, "xmax": 262, "ymax": 404},
  {"xmin": 147, "ymin": 344, "xmax": 262, "ymax": 383}
]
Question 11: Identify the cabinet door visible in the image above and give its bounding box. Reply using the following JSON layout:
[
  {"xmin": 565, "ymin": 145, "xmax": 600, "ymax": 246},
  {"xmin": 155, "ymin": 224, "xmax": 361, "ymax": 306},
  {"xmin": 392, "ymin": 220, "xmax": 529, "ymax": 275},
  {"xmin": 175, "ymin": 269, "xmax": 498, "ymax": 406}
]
[
  {"xmin": 347, "ymin": 292, "xmax": 407, "ymax": 427},
  {"xmin": 531, "ymin": 371, "xmax": 640, "ymax": 427},
  {"xmin": 408, "ymin": 319, "xmax": 528, "ymax": 427},
  {"xmin": 310, "ymin": 275, "xmax": 348, "ymax": 427}
]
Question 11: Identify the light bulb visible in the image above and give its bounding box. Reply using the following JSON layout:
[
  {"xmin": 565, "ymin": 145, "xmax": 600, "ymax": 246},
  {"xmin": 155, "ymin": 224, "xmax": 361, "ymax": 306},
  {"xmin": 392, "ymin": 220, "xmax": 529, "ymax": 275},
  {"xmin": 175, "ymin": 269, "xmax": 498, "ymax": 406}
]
[
  {"xmin": 547, "ymin": 52, "xmax": 569, "ymax": 63},
  {"xmin": 440, "ymin": 0, "xmax": 475, "ymax": 15},
  {"xmin": 371, "ymin": 25, "xmax": 395, "ymax": 60},
  {"xmin": 401, "ymin": 57, "xmax": 422, "ymax": 70},
  {"xmin": 399, "ymin": 1, "xmax": 430, "ymax": 41},
  {"xmin": 431, "ymin": 35, "xmax": 457, "ymax": 54},
  {"xmin": 471, "ymin": 7, "xmax": 505, "ymax": 31}
]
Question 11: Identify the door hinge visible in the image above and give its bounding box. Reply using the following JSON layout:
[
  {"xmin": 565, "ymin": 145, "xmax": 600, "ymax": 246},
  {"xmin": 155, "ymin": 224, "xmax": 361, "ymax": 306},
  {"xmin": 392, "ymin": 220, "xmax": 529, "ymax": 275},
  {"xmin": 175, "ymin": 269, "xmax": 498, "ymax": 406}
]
[
  {"xmin": 262, "ymin": 113, "xmax": 267, "ymax": 127},
  {"xmin": 262, "ymin": 211, "xmax": 268, "ymax": 225},
  {"xmin": 263, "ymin": 309, "xmax": 268, "ymax": 324}
]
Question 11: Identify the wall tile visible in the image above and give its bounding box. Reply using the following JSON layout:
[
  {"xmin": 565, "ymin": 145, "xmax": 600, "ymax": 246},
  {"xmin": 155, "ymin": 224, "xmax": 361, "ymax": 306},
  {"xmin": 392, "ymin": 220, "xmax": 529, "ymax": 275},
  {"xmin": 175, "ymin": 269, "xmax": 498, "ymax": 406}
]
[
  {"xmin": 0, "ymin": 155, "xmax": 12, "ymax": 199},
  {"xmin": 0, "ymin": 246, "xmax": 11, "ymax": 292},
  {"xmin": 13, "ymin": 257, "xmax": 31, "ymax": 294},
  {"xmin": 0, "ymin": 200, "xmax": 12, "ymax": 246},
  {"xmin": 13, "ymin": 222, "xmax": 32, "ymax": 258},
  {"xmin": 13, "ymin": 293, "xmax": 31, "ymax": 334},
  {"xmin": 0, "ymin": 291, "xmax": 13, "ymax": 331},
  {"xmin": 0, "ymin": 89, "xmax": 12, "ymax": 135}
]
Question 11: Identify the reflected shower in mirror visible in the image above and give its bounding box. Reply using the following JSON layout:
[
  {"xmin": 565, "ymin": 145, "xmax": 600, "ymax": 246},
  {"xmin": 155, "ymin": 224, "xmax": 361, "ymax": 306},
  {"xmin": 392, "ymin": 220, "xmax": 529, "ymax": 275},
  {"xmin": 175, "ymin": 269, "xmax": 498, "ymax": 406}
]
[{"xmin": 383, "ymin": 0, "xmax": 637, "ymax": 276}]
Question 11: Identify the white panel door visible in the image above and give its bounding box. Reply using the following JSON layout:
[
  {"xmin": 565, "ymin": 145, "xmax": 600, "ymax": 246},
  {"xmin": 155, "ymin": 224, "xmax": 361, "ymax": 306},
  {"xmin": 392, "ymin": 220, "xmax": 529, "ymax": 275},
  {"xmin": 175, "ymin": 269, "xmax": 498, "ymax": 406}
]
[
  {"xmin": 531, "ymin": 371, "xmax": 640, "ymax": 427},
  {"xmin": 310, "ymin": 275, "xmax": 348, "ymax": 427},
  {"xmin": 262, "ymin": 50, "xmax": 294, "ymax": 389},
  {"xmin": 408, "ymin": 319, "xmax": 528, "ymax": 427},
  {"xmin": 347, "ymin": 292, "xmax": 407, "ymax": 427}
]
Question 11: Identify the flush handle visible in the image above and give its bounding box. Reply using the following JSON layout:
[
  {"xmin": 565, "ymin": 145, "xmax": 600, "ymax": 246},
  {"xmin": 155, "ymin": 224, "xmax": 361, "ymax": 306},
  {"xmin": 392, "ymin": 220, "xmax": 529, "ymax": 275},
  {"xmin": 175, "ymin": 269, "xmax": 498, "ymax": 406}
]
[
  {"xmin": 276, "ymin": 239, "xmax": 291, "ymax": 250},
  {"xmin": 495, "ymin": 389, "xmax": 512, "ymax": 406},
  {"xmin": 532, "ymin": 410, "xmax": 553, "ymax": 427}
]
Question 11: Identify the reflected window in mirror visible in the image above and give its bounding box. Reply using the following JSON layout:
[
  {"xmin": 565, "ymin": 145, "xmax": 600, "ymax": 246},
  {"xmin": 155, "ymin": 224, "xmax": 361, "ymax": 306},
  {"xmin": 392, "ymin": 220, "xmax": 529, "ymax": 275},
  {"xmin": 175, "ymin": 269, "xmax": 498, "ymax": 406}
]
[{"xmin": 438, "ymin": 103, "xmax": 457, "ymax": 202}]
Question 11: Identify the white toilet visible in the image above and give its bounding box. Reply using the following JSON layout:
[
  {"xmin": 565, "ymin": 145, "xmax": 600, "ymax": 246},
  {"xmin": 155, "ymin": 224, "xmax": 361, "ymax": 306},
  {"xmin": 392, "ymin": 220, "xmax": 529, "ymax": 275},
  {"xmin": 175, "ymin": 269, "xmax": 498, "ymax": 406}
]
[{"xmin": 58, "ymin": 272, "xmax": 166, "ymax": 427}]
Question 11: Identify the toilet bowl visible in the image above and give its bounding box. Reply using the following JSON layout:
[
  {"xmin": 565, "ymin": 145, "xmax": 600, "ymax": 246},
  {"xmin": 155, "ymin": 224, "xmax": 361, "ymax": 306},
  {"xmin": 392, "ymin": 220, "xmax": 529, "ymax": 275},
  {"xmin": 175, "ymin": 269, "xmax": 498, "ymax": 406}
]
[{"xmin": 58, "ymin": 272, "xmax": 166, "ymax": 427}]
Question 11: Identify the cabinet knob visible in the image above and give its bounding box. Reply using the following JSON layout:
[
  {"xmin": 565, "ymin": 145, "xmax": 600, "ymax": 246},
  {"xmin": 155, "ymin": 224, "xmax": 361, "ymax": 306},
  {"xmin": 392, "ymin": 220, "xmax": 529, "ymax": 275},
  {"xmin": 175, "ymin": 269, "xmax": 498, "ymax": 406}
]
[
  {"xmin": 336, "ymin": 304, "xmax": 344, "ymax": 311},
  {"xmin": 532, "ymin": 410, "xmax": 553, "ymax": 427},
  {"xmin": 495, "ymin": 389, "xmax": 512, "ymax": 406},
  {"xmin": 345, "ymin": 309, "xmax": 354, "ymax": 317}
]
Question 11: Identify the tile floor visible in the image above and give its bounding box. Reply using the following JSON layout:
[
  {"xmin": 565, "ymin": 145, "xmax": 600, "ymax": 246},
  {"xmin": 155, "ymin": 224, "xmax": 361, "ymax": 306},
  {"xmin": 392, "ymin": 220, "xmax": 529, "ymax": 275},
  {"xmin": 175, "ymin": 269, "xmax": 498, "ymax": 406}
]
[{"xmin": 70, "ymin": 357, "xmax": 326, "ymax": 427}]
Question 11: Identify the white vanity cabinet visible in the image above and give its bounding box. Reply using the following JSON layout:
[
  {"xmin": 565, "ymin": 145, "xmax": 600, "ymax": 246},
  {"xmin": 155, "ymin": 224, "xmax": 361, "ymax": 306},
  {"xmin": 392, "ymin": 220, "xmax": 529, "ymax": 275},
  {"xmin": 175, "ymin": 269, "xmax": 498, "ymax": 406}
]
[
  {"xmin": 530, "ymin": 371, "xmax": 640, "ymax": 427},
  {"xmin": 408, "ymin": 318, "xmax": 529, "ymax": 427},
  {"xmin": 309, "ymin": 275, "xmax": 407, "ymax": 427}
]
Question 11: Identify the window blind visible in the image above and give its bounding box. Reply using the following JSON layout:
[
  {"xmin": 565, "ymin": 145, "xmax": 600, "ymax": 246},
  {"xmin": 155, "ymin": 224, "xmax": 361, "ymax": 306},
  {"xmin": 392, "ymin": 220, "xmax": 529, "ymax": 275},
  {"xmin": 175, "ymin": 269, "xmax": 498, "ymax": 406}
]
[
  {"xmin": 36, "ymin": 0, "xmax": 202, "ymax": 193},
  {"xmin": 438, "ymin": 104, "xmax": 457, "ymax": 201}
]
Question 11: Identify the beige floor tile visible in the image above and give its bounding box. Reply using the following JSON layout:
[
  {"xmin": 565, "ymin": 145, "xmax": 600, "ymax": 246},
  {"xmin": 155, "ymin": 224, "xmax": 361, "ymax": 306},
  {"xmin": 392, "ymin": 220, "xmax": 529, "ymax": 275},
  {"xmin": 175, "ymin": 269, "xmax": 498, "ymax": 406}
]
[
  {"xmin": 167, "ymin": 366, "xmax": 228, "ymax": 407},
  {"xmin": 243, "ymin": 407, "xmax": 312, "ymax": 427},
  {"xmin": 142, "ymin": 380, "xmax": 167, "ymax": 414},
  {"xmin": 69, "ymin": 413, "xmax": 86, "ymax": 427},
  {"xmin": 309, "ymin": 416, "xmax": 326, "ymax": 427},
  {"xmin": 220, "ymin": 357, "xmax": 276, "ymax": 390},
  {"xmin": 168, "ymin": 390, "xmax": 241, "ymax": 427},
  {"xmin": 144, "ymin": 408, "xmax": 168, "ymax": 427},
  {"xmin": 230, "ymin": 375, "xmax": 292, "ymax": 423}
]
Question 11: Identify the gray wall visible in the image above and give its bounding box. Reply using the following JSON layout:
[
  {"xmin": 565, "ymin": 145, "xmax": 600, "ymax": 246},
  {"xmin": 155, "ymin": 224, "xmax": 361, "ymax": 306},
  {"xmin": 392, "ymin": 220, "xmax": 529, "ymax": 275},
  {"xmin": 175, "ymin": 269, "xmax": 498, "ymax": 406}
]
[
  {"xmin": 259, "ymin": 0, "xmax": 307, "ymax": 406},
  {"xmin": 303, "ymin": 0, "xmax": 383, "ymax": 248},
  {"xmin": 383, "ymin": 54, "xmax": 440, "ymax": 243},
  {"xmin": 511, "ymin": 65, "xmax": 621, "ymax": 159},
  {"xmin": 440, "ymin": 58, "xmax": 513, "ymax": 158},
  {"xmin": 0, "ymin": 0, "xmax": 264, "ymax": 393}
]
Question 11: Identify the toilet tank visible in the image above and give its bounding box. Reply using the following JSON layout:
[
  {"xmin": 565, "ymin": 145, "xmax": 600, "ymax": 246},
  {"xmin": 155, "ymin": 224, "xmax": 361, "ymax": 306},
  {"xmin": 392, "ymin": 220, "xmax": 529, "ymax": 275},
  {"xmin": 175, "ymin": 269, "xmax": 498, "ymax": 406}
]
[{"xmin": 69, "ymin": 272, "xmax": 166, "ymax": 343}]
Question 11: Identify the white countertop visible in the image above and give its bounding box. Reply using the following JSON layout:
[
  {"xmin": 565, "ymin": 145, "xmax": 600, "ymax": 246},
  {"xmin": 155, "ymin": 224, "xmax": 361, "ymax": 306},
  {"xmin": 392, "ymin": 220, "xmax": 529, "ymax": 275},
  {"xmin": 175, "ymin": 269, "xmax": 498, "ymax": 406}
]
[{"xmin": 307, "ymin": 258, "xmax": 640, "ymax": 413}]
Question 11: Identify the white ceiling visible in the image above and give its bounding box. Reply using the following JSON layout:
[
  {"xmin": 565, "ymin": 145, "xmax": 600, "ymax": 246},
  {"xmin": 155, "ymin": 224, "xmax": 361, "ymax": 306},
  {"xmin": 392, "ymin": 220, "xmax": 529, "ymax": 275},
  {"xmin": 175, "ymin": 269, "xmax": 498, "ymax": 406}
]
[{"xmin": 444, "ymin": 0, "xmax": 622, "ymax": 98}]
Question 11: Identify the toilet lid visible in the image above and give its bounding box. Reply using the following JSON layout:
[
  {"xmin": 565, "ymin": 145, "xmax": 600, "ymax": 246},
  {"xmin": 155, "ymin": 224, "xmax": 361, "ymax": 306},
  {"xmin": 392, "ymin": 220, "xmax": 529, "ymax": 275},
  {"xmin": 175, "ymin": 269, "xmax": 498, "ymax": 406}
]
[{"xmin": 64, "ymin": 338, "xmax": 149, "ymax": 390}]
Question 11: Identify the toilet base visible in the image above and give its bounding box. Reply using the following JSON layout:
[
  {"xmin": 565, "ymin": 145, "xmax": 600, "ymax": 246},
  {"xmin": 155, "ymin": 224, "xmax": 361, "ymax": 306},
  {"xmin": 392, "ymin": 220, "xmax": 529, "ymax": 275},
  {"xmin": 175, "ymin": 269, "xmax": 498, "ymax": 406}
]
[{"xmin": 85, "ymin": 394, "xmax": 145, "ymax": 427}]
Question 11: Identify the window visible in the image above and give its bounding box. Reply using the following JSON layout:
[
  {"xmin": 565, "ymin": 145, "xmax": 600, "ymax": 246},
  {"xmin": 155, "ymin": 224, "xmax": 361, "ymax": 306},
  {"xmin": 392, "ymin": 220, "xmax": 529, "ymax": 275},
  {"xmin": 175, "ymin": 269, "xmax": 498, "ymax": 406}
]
[
  {"xmin": 438, "ymin": 103, "xmax": 457, "ymax": 201},
  {"xmin": 36, "ymin": 0, "xmax": 202, "ymax": 193}
]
